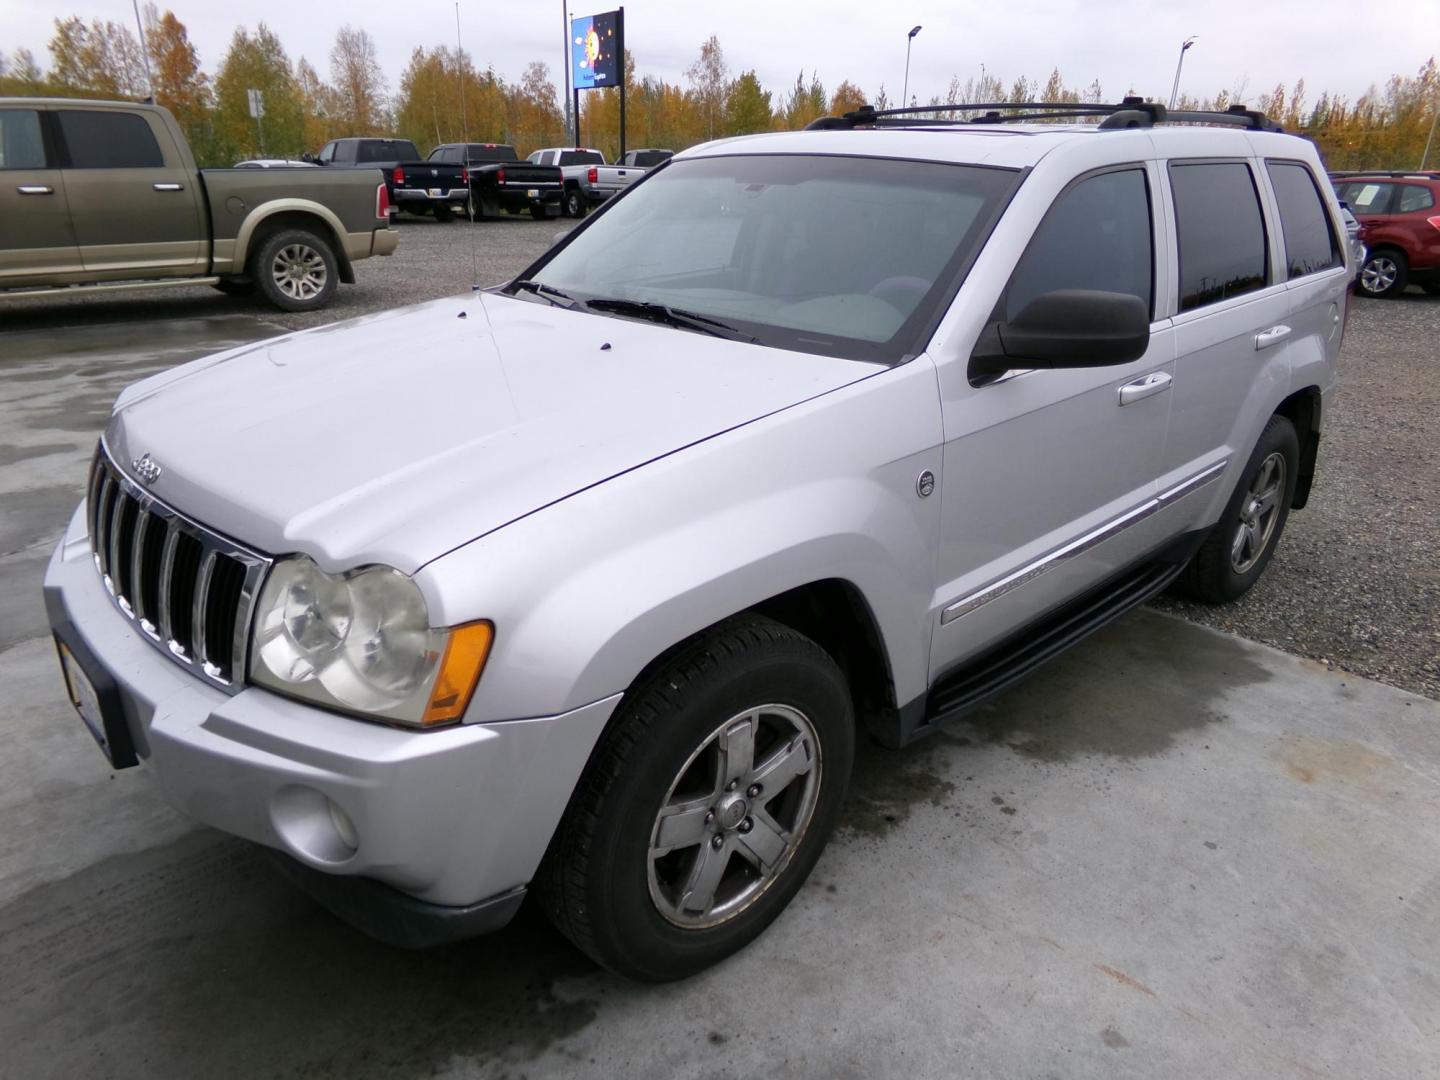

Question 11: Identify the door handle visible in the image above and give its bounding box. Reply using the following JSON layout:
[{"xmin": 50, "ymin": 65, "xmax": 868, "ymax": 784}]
[
  {"xmin": 17, "ymin": 185, "xmax": 54, "ymax": 195},
  {"xmin": 1117, "ymin": 370, "xmax": 1172, "ymax": 406},
  {"xmin": 1254, "ymin": 324, "xmax": 1291, "ymax": 350},
  {"xmin": 152, "ymin": 182, "xmax": 184, "ymax": 192}
]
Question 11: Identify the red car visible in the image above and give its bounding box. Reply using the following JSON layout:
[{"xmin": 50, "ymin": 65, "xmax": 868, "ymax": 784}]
[{"xmin": 1332, "ymin": 171, "xmax": 1440, "ymax": 298}]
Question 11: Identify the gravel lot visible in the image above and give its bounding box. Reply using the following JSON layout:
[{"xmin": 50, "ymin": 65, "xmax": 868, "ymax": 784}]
[{"xmin": 3, "ymin": 218, "xmax": 1435, "ymax": 697}]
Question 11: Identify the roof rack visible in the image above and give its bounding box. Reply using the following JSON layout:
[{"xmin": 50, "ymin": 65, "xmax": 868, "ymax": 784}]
[
  {"xmin": 806, "ymin": 97, "xmax": 1282, "ymax": 133},
  {"xmin": 1328, "ymin": 170, "xmax": 1440, "ymax": 179}
]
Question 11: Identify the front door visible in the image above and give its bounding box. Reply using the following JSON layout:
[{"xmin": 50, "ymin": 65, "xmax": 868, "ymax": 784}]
[
  {"xmin": 0, "ymin": 106, "xmax": 82, "ymax": 285},
  {"xmin": 52, "ymin": 107, "xmax": 204, "ymax": 279},
  {"xmin": 931, "ymin": 164, "xmax": 1177, "ymax": 677}
]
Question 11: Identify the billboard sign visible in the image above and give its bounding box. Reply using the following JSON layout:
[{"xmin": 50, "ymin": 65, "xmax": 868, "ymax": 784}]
[{"xmin": 571, "ymin": 9, "xmax": 622, "ymax": 90}]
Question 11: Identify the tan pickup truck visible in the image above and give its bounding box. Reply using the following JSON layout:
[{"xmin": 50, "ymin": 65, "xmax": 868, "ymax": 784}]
[{"xmin": 0, "ymin": 98, "xmax": 397, "ymax": 312}]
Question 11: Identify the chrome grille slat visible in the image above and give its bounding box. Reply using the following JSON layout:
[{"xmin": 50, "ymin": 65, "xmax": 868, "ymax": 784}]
[
  {"xmin": 86, "ymin": 442, "xmax": 272, "ymax": 694},
  {"xmin": 192, "ymin": 550, "xmax": 216, "ymax": 664}
]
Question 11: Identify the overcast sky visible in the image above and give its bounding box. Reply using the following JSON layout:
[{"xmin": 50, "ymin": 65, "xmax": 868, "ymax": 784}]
[{"xmin": 3, "ymin": 0, "xmax": 1436, "ymax": 108}]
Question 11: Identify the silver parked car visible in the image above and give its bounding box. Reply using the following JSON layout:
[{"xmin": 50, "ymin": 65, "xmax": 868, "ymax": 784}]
[{"xmin": 45, "ymin": 100, "xmax": 1348, "ymax": 981}]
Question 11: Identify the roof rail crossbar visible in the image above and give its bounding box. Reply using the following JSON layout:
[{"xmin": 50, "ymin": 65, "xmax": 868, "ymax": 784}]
[{"xmin": 806, "ymin": 97, "xmax": 1281, "ymax": 132}]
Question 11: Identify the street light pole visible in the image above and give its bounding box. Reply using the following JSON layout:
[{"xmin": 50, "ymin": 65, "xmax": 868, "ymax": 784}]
[
  {"xmin": 1168, "ymin": 36, "xmax": 1197, "ymax": 110},
  {"xmin": 902, "ymin": 25, "xmax": 922, "ymax": 109}
]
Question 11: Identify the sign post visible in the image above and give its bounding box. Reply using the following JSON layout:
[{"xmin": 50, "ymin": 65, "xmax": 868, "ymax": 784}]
[
  {"xmin": 247, "ymin": 88, "xmax": 266, "ymax": 156},
  {"xmin": 569, "ymin": 8, "xmax": 626, "ymax": 156}
]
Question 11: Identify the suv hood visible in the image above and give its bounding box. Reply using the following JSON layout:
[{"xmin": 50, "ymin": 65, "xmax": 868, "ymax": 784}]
[{"xmin": 105, "ymin": 293, "xmax": 875, "ymax": 572}]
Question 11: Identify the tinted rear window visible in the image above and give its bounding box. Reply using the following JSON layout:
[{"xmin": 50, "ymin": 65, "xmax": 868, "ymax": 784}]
[
  {"xmin": 0, "ymin": 108, "xmax": 45, "ymax": 170},
  {"xmin": 1170, "ymin": 162, "xmax": 1268, "ymax": 311},
  {"xmin": 631, "ymin": 151, "xmax": 670, "ymax": 167},
  {"xmin": 57, "ymin": 110, "xmax": 163, "ymax": 169},
  {"xmin": 1266, "ymin": 162, "xmax": 1341, "ymax": 279},
  {"xmin": 356, "ymin": 140, "xmax": 418, "ymax": 163},
  {"xmin": 560, "ymin": 150, "xmax": 605, "ymax": 166},
  {"xmin": 466, "ymin": 144, "xmax": 518, "ymax": 163}
]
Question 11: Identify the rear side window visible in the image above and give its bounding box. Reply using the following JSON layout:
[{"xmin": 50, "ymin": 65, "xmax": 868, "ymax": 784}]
[
  {"xmin": 1398, "ymin": 185, "xmax": 1435, "ymax": 213},
  {"xmin": 1170, "ymin": 162, "xmax": 1268, "ymax": 311},
  {"xmin": 1265, "ymin": 162, "xmax": 1341, "ymax": 279},
  {"xmin": 1005, "ymin": 168, "xmax": 1153, "ymax": 321},
  {"xmin": 57, "ymin": 111, "xmax": 163, "ymax": 168},
  {"xmin": 1337, "ymin": 181, "xmax": 1394, "ymax": 214},
  {"xmin": 0, "ymin": 109, "xmax": 45, "ymax": 170}
]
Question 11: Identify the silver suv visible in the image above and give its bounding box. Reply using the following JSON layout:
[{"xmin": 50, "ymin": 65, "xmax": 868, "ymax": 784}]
[{"xmin": 44, "ymin": 100, "xmax": 1348, "ymax": 981}]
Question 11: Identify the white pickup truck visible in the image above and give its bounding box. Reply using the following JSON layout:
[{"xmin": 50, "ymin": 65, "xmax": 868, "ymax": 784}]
[{"xmin": 526, "ymin": 146, "xmax": 648, "ymax": 217}]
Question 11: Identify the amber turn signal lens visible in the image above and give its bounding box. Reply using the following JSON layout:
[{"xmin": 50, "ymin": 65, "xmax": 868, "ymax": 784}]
[{"xmin": 421, "ymin": 621, "xmax": 494, "ymax": 726}]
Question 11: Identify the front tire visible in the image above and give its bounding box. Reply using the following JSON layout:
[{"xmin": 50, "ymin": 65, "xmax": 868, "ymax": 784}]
[
  {"xmin": 252, "ymin": 229, "xmax": 338, "ymax": 312},
  {"xmin": 537, "ymin": 616, "xmax": 854, "ymax": 982},
  {"xmin": 1358, "ymin": 249, "xmax": 1408, "ymax": 298},
  {"xmin": 1178, "ymin": 414, "xmax": 1299, "ymax": 604}
]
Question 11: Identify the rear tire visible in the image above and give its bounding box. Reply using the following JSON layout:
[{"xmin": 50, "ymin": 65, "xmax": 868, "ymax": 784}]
[
  {"xmin": 1178, "ymin": 414, "xmax": 1299, "ymax": 604},
  {"xmin": 1358, "ymin": 249, "xmax": 1408, "ymax": 298},
  {"xmin": 563, "ymin": 187, "xmax": 588, "ymax": 219},
  {"xmin": 251, "ymin": 228, "xmax": 339, "ymax": 313},
  {"xmin": 536, "ymin": 616, "xmax": 854, "ymax": 982}
]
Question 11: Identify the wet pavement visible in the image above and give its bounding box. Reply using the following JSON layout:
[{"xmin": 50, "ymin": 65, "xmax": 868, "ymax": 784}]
[{"xmin": 2, "ymin": 300, "xmax": 1438, "ymax": 1079}]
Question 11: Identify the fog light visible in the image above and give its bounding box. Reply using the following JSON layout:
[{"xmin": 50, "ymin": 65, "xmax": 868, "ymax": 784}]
[{"xmin": 328, "ymin": 799, "xmax": 359, "ymax": 851}]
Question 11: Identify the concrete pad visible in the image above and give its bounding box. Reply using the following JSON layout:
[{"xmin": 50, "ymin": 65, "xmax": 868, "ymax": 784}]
[{"xmin": 0, "ymin": 609, "xmax": 1434, "ymax": 1079}]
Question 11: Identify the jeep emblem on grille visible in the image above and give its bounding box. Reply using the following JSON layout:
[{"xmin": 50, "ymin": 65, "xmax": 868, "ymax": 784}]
[{"xmin": 132, "ymin": 453, "xmax": 162, "ymax": 485}]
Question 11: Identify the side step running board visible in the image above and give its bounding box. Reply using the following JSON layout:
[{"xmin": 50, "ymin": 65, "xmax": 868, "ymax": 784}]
[{"xmin": 898, "ymin": 535, "xmax": 1206, "ymax": 747}]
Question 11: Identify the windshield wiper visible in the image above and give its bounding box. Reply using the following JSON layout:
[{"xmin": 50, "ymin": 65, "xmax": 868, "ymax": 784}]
[
  {"xmin": 509, "ymin": 279, "xmax": 580, "ymax": 308},
  {"xmin": 583, "ymin": 298, "xmax": 757, "ymax": 342}
]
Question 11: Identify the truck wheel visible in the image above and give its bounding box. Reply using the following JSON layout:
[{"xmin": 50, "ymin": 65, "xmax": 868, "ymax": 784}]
[
  {"xmin": 1178, "ymin": 414, "xmax": 1299, "ymax": 605},
  {"xmin": 563, "ymin": 188, "xmax": 588, "ymax": 219},
  {"xmin": 433, "ymin": 203, "xmax": 454, "ymax": 223},
  {"xmin": 253, "ymin": 229, "xmax": 338, "ymax": 313},
  {"xmin": 1358, "ymin": 249, "xmax": 1408, "ymax": 298},
  {"xmin": 537, "ymin": 615, "xmax": 853, "ymax": 982}
]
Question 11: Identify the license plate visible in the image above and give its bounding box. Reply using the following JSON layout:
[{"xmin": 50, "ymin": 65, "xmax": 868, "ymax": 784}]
[
  {"xmin": 428, "ymin": 187, "xmax": 443, "ymax": 197},
  {"xmin": 58, "ymin": 641, "xmax": 112, "ymax": 763},
  {"xmin": 527, "ymin": 188, "xmax": 539, "ymax": 198}
]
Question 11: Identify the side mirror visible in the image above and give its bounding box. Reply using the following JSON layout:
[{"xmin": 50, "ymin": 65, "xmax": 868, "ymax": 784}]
[
  {"xmin": 301, "ymin": 152, "xmax": 318, "ymax": 165},
  {"xmin": 970, "ymin": 289, "xmax": 1151, "ymax": 382}
]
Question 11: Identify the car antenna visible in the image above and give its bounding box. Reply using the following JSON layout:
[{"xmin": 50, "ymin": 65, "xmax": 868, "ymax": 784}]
[{"xmin": 456, "ymin": 1, "xmax": 480, "ymax": 292}]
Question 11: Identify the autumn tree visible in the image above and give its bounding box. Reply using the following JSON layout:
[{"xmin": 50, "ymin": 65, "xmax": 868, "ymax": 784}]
[
  {"xmin": 47, "ymin": 17, "xmax": 149, "ymax": 97},
  {"xmin": 330, "ymin": 26, "xmax": 388, "ymax": 134},
  {"xmin": 686, "ymin": 36, "xmax": 728, "ymax": 140},
  {"xmin": 0, "ymin": 48, "xmax": 44, "ymax": 94},
  {"xmin": 143, "ymin": 9, "xmax": 209, "ymax": 128},
  {"xmin": 213, "ymin": 24, "xmax": 304, "ymax": 161},
  {"xmin": 829, "ymin": 80, "xmax": 866, "ymax": 116},
  {"xmin": 507, "ymin": 61, "xmax": 564, "ymax": 153}
]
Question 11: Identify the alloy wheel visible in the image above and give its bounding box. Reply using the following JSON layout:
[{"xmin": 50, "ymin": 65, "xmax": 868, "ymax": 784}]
[
  {"xmin": 1231, "ymin": 451, "xmax": 1286, "ymax": 573},
  {"xmin": 647, "ymin": 704, "xmax": 821, "ymax": 929},
  {"xmin": 270, "ymin": 243, "xmax": 328, "ymax": 301},
  {"xmin": 1361, "ymin": 256, "xmax": 1398, "ymax": 294}
]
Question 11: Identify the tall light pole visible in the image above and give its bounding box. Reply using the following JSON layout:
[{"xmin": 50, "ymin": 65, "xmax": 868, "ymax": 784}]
[
  {"xmin": 902, "ymin": 25, "xmax": 922, "ymax": 110},
  {"xmin": 1168, "ymin": 36, "xmax": 1197, "ymax": 110}
]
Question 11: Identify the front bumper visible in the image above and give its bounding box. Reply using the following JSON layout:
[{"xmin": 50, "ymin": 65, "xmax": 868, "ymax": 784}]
[{"xmin": 42, "ymin": 505, "xmax": 618, "ymax": 931}]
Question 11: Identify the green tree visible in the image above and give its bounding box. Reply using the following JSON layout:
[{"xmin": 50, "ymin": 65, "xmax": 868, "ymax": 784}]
[
  {"xmin": 47, "ymin": 16, "xmax": 148, "ymax": 97},
  {"xmin": 686, "ymin": 36, "xmax": 728, "ymax": 140},
  {"xmin": 724, "ymin": 70, "xmax": 772, "ymax": 135},
  {"xmin": 213, "ymin": 24, "xmax": 304, "ymax": 161}
]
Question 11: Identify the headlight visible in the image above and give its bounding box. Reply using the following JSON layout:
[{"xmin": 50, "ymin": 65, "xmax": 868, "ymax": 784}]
[{"xmin": 250, "ymin": 556, "xmax": 492, "ymax": 727}]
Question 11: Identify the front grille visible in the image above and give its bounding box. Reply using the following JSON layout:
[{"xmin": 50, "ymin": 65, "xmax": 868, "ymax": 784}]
[{"xmin": 87, "ymin": 445, "xmax": 272, "ymax": 691}]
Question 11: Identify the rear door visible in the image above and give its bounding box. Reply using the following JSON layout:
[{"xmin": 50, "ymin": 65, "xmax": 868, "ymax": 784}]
[
  {"xmin": 1153, "ymin": 158, "xmax": 1292, "ymax": 534},
  {"xmin": 931, "ymin": 164, "xmax": 1177, "ymax": 674},
  {"xmin": 53, "ymin": 107, "xmax": 205, "ymax": 279},
  {"xmin": 0, "ymin": 105, "xmax": 82, "ymax": 284}
]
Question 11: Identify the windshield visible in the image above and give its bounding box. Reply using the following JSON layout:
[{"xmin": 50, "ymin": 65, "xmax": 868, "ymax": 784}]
[{"xmin": 518, "ymin": 154, "xmax": 1018, "ymax": 363}]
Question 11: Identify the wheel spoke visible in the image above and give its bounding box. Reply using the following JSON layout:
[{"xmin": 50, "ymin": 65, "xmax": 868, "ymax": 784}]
[
  {"xmin": 735, "ymin": 809, "xmax": 788, "ymax": 873},
  {"xmin": 718, "ymin": 715, "xmax": 756, "ymax": 787},
  {"xmin": 653, "ymin": 797, "xmax": 712, "ymax": 854},
  {"xmin": 678, "ymin": 841, "xmax": 730, "ymax": 916},
  {"xmin": 749, "ymin": 734, "xmax": 814, "ymax": 795},
  {"xmin": 1231, "ymin": 523, "xmax": 1250, "ymax": 564}
]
